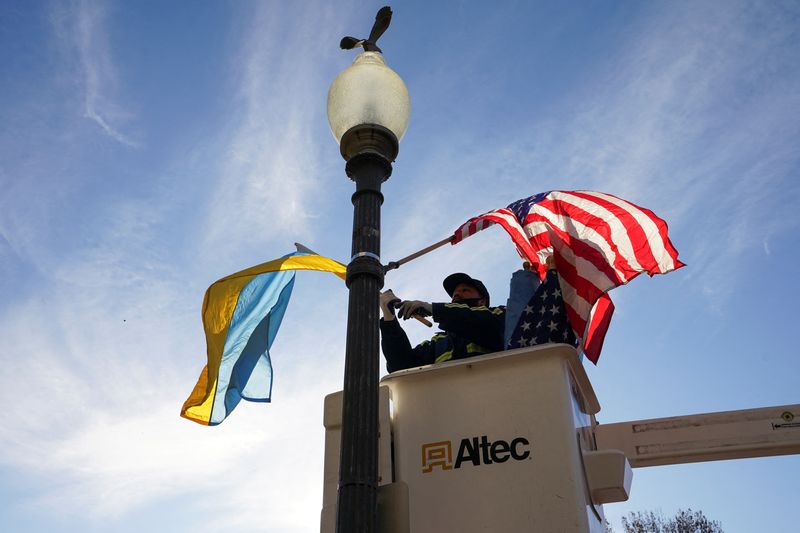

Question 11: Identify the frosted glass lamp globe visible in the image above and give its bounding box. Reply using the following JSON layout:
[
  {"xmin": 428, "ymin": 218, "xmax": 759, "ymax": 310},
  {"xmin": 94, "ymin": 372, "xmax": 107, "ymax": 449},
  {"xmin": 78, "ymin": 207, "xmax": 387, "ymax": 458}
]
[{"xmin": 327, "ymin": 52, "xmax": 410, "ymax": 150}]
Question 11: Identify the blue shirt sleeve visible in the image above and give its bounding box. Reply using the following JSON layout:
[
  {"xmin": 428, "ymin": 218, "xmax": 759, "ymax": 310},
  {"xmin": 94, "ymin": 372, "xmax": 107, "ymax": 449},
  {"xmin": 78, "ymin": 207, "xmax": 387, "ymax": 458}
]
[{"xmin": 504, "ymin": 269, "xmax": 541, "ymax": 348}]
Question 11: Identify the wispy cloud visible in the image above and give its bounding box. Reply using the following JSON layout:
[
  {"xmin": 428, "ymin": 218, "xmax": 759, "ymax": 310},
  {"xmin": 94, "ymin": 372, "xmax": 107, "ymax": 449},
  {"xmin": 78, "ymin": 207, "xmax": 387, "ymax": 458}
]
[
  {"xmin": 0, "ymin": 337, "xmax": 337, "ymax": 526},
  {"xmin": 201, "ymin": 2, "xmax": 351, "ymax": 255},
  {"xmin": 63, "ymin": 0, "xmax": 139, "ymax": 146}
]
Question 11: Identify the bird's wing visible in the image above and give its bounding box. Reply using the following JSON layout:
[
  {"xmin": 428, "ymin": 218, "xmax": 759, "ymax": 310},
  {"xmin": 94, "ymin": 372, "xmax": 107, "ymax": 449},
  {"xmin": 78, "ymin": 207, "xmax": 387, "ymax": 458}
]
[
  {"xmin": 368, "ymin": 6, "xmax": 392, "ymax": 43},
  {"xmin": 340, "ymin": 36, "xmax": 362, "ymax": 50}
]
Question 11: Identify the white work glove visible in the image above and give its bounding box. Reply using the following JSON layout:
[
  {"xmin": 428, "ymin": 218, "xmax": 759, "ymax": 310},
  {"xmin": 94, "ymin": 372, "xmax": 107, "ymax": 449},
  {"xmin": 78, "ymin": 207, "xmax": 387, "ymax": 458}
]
[
  {"xmin": 397, "ymin": 300, "xmax": 433, "ymax": 320},
  {"xmin": 380, "ymin": 290, "xmax": 401, "ymax": 321}
]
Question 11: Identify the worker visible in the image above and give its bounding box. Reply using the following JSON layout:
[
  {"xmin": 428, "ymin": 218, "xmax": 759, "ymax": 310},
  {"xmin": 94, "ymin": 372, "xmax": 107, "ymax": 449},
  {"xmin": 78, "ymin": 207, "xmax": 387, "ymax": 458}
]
[{"xmin": 379, "ymin": 273, "xmax": 506, "ymax": 373}]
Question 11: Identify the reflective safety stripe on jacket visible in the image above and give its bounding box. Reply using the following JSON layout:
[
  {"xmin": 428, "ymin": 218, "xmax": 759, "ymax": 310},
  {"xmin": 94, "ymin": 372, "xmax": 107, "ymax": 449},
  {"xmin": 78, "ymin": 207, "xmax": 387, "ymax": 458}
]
[{"xmin": 434, "ymin": 340, "xmax": 491, "ymax": 364}]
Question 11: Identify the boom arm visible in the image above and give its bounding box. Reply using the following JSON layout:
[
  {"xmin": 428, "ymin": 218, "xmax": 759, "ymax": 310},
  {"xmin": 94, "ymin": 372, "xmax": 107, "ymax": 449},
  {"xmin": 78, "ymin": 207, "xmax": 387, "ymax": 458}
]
[{"xmin": 594, "ymin": 404, "xmax": 800, "ymax": 468}]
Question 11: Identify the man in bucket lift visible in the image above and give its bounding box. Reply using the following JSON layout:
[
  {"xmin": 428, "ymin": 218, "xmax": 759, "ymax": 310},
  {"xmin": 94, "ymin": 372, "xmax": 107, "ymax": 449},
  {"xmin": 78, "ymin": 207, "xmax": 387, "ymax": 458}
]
[{"xmin": 379, "ymin": 273, "xmax": 506, "ymax": 373}]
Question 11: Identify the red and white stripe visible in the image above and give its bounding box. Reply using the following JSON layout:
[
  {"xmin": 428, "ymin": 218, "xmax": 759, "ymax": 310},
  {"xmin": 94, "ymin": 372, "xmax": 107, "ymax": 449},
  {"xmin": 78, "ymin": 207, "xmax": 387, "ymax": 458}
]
[{"xmin": 452, "ymin": 190, "xmax": 684, "ymax": 363}]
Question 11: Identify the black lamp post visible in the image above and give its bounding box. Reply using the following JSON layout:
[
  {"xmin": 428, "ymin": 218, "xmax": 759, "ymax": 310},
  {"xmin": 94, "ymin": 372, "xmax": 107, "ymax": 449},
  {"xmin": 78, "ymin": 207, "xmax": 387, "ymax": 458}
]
[{"xmin": 326, "ymin": 8, "xmax": 410, "ymax": 533}]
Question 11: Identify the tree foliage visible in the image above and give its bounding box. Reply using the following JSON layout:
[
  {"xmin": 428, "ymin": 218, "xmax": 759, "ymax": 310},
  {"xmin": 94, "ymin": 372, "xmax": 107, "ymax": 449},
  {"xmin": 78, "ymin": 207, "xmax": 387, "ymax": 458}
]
[{"xmin": 619, "ymin": 508, "xmax": 724, "ymax": 533}]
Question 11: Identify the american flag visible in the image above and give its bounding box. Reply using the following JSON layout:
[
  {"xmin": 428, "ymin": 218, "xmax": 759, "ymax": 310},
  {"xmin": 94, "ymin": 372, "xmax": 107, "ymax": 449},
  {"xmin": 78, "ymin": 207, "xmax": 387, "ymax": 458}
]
[
  {"xmin": 507, "ymin": 269, "xmax": 578, "ymax": 350},
  {"xmin": 453, "ymin": 190, "xmax": 683, "ymax": 363}
]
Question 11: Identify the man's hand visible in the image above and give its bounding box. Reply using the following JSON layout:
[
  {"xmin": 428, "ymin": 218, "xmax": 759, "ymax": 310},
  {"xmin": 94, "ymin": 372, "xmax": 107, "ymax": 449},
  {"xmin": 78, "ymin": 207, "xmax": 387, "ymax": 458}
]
[
  {"xmin": 397, "ymin": 300, "xmax": 433, "ymax": 320},
  {"xmin": 380, "ymin": 290, "xmax": 401, "ymax": 321}
]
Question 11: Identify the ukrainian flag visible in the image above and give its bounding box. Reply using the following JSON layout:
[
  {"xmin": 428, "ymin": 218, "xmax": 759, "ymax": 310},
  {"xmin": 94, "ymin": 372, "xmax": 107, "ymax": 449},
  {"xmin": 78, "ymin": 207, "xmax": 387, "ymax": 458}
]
[{"xmin": 181, "ymin": 251, "xmax": 346, "ymax": 426}]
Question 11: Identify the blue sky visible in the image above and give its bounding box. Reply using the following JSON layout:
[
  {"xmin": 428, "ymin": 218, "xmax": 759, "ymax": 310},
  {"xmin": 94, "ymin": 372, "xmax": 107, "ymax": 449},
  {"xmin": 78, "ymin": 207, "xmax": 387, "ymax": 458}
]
[{"xmin": 1, "ymin": 1, "xmax": 798, "ymax": 532}]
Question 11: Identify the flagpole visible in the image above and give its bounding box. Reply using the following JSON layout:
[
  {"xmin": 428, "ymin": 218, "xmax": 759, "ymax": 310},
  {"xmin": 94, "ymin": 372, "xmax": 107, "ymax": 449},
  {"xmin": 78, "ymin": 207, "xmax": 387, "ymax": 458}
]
[{"xmin": 384, "ymin": 235, "xmax": 454, "ymax": 272}]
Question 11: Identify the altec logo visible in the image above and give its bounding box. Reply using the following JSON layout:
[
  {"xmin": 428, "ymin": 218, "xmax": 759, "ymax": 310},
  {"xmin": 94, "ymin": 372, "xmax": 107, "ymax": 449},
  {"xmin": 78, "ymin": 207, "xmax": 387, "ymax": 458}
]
[{"xmin": 421, "ymin": 435, "xmax": 531, "ymax": 473}]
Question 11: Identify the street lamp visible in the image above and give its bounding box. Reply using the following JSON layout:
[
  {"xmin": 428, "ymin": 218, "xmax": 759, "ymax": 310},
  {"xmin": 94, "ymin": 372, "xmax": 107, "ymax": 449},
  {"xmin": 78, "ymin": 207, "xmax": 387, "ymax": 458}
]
[{"xmin": 326, "ymin": 6, "xmax": 410, "ymax": 533}]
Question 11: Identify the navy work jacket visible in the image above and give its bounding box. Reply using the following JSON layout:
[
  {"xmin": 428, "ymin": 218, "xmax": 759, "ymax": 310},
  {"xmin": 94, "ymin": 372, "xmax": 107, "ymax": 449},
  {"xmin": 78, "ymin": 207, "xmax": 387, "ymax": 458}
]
[{"xmin": 380, "ymin": 302, "xmax": 506, "ymax": 373}]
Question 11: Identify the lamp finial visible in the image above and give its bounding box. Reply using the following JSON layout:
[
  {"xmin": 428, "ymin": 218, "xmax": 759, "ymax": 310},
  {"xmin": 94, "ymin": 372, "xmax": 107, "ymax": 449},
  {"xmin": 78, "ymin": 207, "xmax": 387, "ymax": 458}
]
[{"xmin": 339, "ymin": 6, "xmax": 392, "ymax": 53}]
